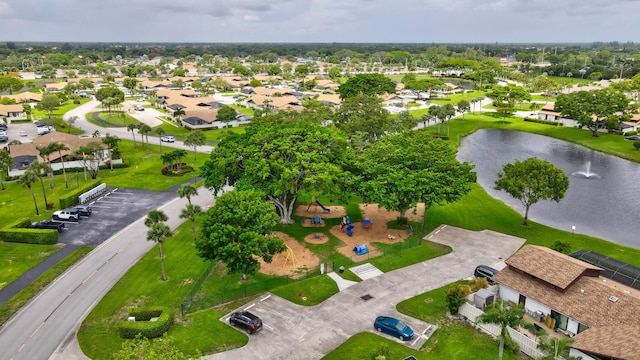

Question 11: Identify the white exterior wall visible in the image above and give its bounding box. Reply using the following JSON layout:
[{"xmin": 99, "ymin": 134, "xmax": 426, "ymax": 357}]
[
  {"xmin": 498, "ymin": 284, "xmax": 520, "ymax": 303},
  {"xmin": 522, "ymin": 297, "xmax": 551, "ymax": 317},
  {"xmin": 570, "ymin": 348, "xmax": 596, "ymax": 360}
]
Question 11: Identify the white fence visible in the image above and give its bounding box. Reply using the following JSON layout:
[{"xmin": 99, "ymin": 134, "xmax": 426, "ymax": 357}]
[
  {"xmin": 459, "ymin": 303, "xmax": 546, "ymax": 359},
  {"xmin": 79, "ymin": 183, "xmax": 107, "ymax": 204}
]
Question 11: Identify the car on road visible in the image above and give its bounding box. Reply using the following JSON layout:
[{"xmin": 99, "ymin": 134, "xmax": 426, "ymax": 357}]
[
  {"xmin": 374, "ymin": 316, "xmax": 414, "ymax": 341},
  {"xmin": 37, "ymin": 126, "xmax": 55, "ymax": 135},
  {"xmin": 29, "ymin": 219, "xmax": 65, "ymax": 231},
  {"xmin": 160, "ymin": 135, "xmax": 175, "ymax": 143},
  {"xmin": 229, "ymin": 311, "xmax": 263, "ymax": 334},
  {"xmin": 624, "ymin": 135, "xmax": 640, "ymax": 141},
  {"xmin": 72, "ymin": 205, "xmax": 93, "ymax": 216},
  {"xmin": 135, "ymin": 104, "xmax": 144, "ymax": 111},
  {"xmin": 53, "ymin": 209, "xmax": 80, "ymax": 222}
]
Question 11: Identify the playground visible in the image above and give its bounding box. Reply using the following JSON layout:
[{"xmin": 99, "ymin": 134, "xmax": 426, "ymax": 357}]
[{"xmin": 259, "ymin": 201, "xmax": 423, "ymax": 276}]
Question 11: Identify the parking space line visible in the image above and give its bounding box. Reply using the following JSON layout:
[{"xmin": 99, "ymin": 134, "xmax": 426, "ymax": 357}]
[
  {"xmin": 244, "ymin": 304, "xmax": 255, "ymax": 311},
  {"xmin": 260, "ymin": 294, "xmax": 271, "ymax": 302},
  {"xmin": 263, "ymin": 323, "xmax": 274, "ymax": 330}
]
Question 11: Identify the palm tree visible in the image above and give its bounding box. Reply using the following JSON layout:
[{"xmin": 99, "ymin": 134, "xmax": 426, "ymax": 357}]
[
  {"xmin": 0, "ymin": 150, "xmax": 12, "ymax": 190},
  {"xmin": 18, "ymin": 169, "xmax": 40, "ymax": 215},
  {"xmin": 102, "ymin": 133, "xmax": 120, "ymax": 172},
  {"xmin": 476, "ymin": 300, "xmax": 525, "ymax": 360},
  {"xmin": 50, "ymin": 142, "xmax": 70, "ymax": 189},
  {"xmin": 177, "ymin": 184, "xmax": 198, "ymax": 205},
  {"xmin": 138, "ymin": 124, "xmax": 152, "ymax": 150},
  {"xmin": 28, "ymin": 161, "xmax": 52, "ymax": 209},
  {"xmin": 65, "ymin": 115, "xmax": 78, "ymax": 133},
  {"xmin": 173, "ymin": 106, "xmax": 185, "ymax": 124},
  {"xmin": 156, "ymin": 127, "xmax": 166, "ymax": 153},
  {"xmin": 183, "ymin": 130, "xmax": 206, "ymax": 161},
  {"xmin": 180, "ymin": 204, "xmax": 203, "ymax": 244},
  {"xmin": 144, "ymin": 209, "xmax": 170, "ymax": 281},
  {"xmin": 127, "ymin": 123, "xmax": 137, "ymax": 149},
  {"xmin": 37, "ymin": 143, "xmax": 56, "ymax": 188},
  {"xmin": 538, "ymin": 336, "xmax": 577, "ymax": 360}
]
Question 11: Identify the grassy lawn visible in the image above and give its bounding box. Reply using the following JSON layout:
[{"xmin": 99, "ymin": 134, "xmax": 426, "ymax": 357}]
[
  {"xmin": 428, "ymin": 90, "xmax": 485, "ymax": 106},
  {"xmin": 322, "ymin": 332, "xmax": 421, "ymax": 360},
  {"xmin": 0, "ymin": 242, "xmax": 61, "ymax": 290},
  {"xmin": 549, "ymin": 76, "xmax": 593, "ymax": 87},
  {"xmin": 0, "ymin": 246, "xmax": 93, "ymax": 326},
  {"xmin": 85, "ymin": 111, "xmax": 140, "ymax": 128},
  {"xmin": 530, "ymin": 94, "xmax": 556, "ymax": 102},
  {"xmin": 32, "ymin": 98, "xmax": 91, "ymax": 121},
  {"xmin": 482, "ymin": 102, "xmax": 538, "ymax": 111},
  {"xmin": 77, "ymin": 221, "xmax": 249, "ymax": 359}
]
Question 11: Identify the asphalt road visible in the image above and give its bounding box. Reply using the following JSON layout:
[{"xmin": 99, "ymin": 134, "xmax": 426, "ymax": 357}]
[{"xmin": 0, "ymin": 186, "xmax": 221, "ymax": 360}]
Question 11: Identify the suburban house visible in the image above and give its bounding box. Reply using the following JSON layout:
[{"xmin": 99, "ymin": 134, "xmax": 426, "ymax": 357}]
[
  {"xmin": 250, "ymin": 86, "xmax": 295, "ymax": 97},
  {"xmin": 247, "ymin": 94, "xmax": 302, "ymax": 112},
  {"xmin": 139, "ymin": 79, "xmax": 173, "ymax": 91},
  {"xmin": 156, "ymin": 88, "xmax": 198, "ymax": 102},
  {"xmin": 493, "ymin": 245, "xmax": 640, "ymax": 360},
  {"xmin": 537, "ymin": 103, "xmax": 564, "ymax": 121},
  {"xmin": 7, "ymin": 132, "xmax": 111, "ymax": 177},
  {"xmin": 432, "ymin": 82, "xmax": 463, "ymax": 96},
  {"xmin": 181, "ymin": 108, "xmax": 220, "ymax": 129},
  {"xmin": 1, "ymin": 91, "xmax": 43, "ymax": 103},
  {"xmin": 316, "ymin": 94, "xmax": 342, "ymax": 107},
  {"xmin": 0, "ymin": 104, "xmax": 27, "ymax": 121},
  {"xmin": 44, "ymin": 82, "xmax": 68, "ymax": 92},
  {"xmin": 621, "ymin": 109, "xmax": 640, "ymax": 133}
]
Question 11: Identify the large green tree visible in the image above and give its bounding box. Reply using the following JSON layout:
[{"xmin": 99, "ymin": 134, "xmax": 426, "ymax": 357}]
[
  {"xmin": 334, "ymin": 94, "xmax": 390, "ymax": 142},
  {"xmin": 476, "ymin": 300, "xmax": 525, "ymax": 360},
  {"xmin": 555, "ymin": 88, "xmax": 631, "ymax": 137},
  {"xmin": 197, "ymin": 190, "xmax": 285, "ymax": 280},
  {"xmin": 37, "ymin": 93, "xmax": 60, "ymax": 118},
  {"xmin": 494, "ymin": 157, "xmax": 569, "ymax": 226},
  {"xmin": 200, "ymin": 124, "xmax": 347, "ymax": 224},
  {"xmin": 351, "ymin": 131, "xmax": 475, "ymax": 222},
  {"xmin": 0, "ymin": 150, "xmax": 12, "ymax": 190},
  {"xmin": 337, "ymin": 73, "xmax": 396, "ymax": 99},
  {"xmin": 216, "ymin": 105, "xmax": 237, "ymax": 127}
]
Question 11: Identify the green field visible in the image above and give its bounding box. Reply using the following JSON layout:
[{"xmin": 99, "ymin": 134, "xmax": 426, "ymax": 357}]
[{"xmin": 0, "ymin": 242, "xmax": 61, "ymax": 290}]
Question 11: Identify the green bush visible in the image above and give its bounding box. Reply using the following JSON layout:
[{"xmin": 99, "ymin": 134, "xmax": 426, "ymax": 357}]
[
  {"xmin": 5, "ymin": 217, "xmax": 33, "ymax": 229},
  {"xmin": 118, "ymin": 307, "xmax": 173, "ymax": 339},
  {"xmin": 98, "ymin": 162, "xmax": 130, "ymax": 170},
  {"xmin": 0, "ymin": 228, "xmax": 58, "ymax": 244},
  {"xmin": 626, "ymin": 130, "xmax": 638, "ymax": 136},
  {"xmin": 523, "ymin": 117, "xmax": 561, "ymax": 126},
  {"xmin": 59, "ymin": 180, "xmax": 102, "ymax": 208}
]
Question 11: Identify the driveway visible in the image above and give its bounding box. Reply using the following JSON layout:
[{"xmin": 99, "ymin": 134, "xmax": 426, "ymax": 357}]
[{"xmin": 205, "ymin": 225, "xmax": 525, "ymax": 359}]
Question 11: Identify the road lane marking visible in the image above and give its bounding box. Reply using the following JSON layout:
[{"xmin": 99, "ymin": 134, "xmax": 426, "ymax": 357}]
[
  {"xmin": 83, "ymin": 270, "xmax": 97, "ymax": 284},
  {"xmin": 260, "ymin": 294, "xmax": 271, "ymax": 301},
  {"xmin": 17, "ymin": 343, "xmax": 25, "ymax": 352},
  {"xmin": 244, "ymin": 303, "xmax": 255, "ymax": 311},
  {"xmin": 30, "ymin": 322, "xmax": 45, "ymax": 338}
]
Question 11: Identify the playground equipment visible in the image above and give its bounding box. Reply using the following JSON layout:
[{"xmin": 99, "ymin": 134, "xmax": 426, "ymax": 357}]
[
  {"xmin": 362, "ymin": 219, "xmax": 373, "ymax": 229},
  {"xmin": 353, "ymin": 244, "xmax": 369, "ymax": 256},
  {"xmin": 342, "ymin": 216, "xmax": 355, "ymax": 237},
  {"xmin": 276, "ymin": 245, "xmax": 299, "ymax": 269},
  {"xmin": 307, "ymin": 196, "xmax": 331, "ymax": 213},
  {"xmin": 311, "ymin": 215, "xmax": 322, "ymax": 225}
]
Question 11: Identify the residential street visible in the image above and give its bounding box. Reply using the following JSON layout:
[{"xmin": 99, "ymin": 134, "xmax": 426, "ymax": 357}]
[{"xmin": 0, "ymin": 187, "xmax": 221, "ymax": 360}]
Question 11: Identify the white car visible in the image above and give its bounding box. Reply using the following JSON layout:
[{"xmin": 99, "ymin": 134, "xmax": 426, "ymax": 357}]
[
  {"xmin": 19, "ymin": 130, "xmax": 28, "ymax": 137},
  {"xmin": 160, "ymin": 135, "xmax": 175, "ymax": 143}
]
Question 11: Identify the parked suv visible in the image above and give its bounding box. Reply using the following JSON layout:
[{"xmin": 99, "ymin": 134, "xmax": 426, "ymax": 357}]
[
  {"xmin": 229, "ymin": 311, "xmax": 263, "ymax": 334},
  {"xmin": 474, "ymin": 265, "xmax": 499, "ymax": 284},
  {"xmin": 52, "ymin": 209, "xmax": 80, "ymax": 222}
]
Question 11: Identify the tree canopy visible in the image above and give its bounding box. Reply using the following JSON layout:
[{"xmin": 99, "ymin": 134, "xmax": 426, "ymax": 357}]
[
  {"xmin": 350, "ymin": 131, "xmax": 475, "ymax": 221},
  {"xmin": 337, "ymin": 73, "xmax": 396, "ymax": 99},
  {"xmin": 555, "ymin": 88, "xmax": 631, "ymax": 137},
  {"xmin": 197, "ymin": 190, "xmax": 285, "ymax": 279},
  {"xmin": 200, "ymin": 124, "xmax": 347, "ymax": 224},
  {"xmin": 334, "ymin": 94, "xmax": 390, "ymax": 142},
  {"xmin": 494, "ymin": 157, "xmax": 569, "ymax": 226}
]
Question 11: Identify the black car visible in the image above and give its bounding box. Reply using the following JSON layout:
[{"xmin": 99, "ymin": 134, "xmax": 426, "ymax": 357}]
[
  {"xmin": 229, "ymin": 311, "xmax": 263, "ymax": 334},
  {"xmin": 474, "ymin": 265, "xmax": 499, "ymax": 284},
  {"xmin": 624, "ymin": 135, "xmax": 640, "ymax": 141},
  {"xmin": 29, "ymin": 219, "xmax": 65, "ymax": 231},
  {"xmin": 72, "ymin": 205, "xmax": 93, "ymax": 216}
]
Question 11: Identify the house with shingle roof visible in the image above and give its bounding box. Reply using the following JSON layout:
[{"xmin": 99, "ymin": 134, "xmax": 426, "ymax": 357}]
[
  {"xmin": 493, "ymin": 245, "xmax": 640, "ymax": 360},
  {"xmin": 45, "ymin": 82, "xmax": 69, "ymax": 92},
  {"xmin": 0, "ymin": 104, "xmax": 27, "ymax": 121},
  {"xmin": 1, "ymin": 91, "xmax": 43, "ymax": 103}
]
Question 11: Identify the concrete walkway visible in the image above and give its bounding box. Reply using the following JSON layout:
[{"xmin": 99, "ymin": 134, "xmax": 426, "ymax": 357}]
[{"xmin": 326, "ymin": 272, "xmax": 358, "ymax": 291}]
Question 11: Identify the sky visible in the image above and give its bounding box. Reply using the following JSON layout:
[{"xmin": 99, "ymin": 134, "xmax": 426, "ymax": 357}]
[{"xmin": 0, "ymin": 0, "xmax": 639, "ymax": 43}]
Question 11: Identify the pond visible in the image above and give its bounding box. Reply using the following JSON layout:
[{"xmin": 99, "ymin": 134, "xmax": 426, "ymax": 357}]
[{"xmin": 457, "ymin": 129, "xmax": 640, "ymax": 248}]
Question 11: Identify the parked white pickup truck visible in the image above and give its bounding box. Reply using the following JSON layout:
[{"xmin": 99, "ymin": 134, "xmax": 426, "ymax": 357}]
[
  {"xmin": 37, "ymin": 126, "xmax": 55, "ymax": 135},
  {"xmin": 52, "ymin": 209, "xmax": 79, "ymax": 222}
]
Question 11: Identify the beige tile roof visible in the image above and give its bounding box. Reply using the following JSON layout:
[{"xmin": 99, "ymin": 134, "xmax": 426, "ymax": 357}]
[
  {"xmin": 183, "ymin": 108, "xmax": 219, "ymax": 123},
  {"xmin": 166, "ymin": 96, "xmax": 216, "ymax": 109},
  {"xmin": 46, "ymin": 82, "xmax": 68, "ymax": 91},
  {"xmin": 0, "ymin": 104, "xmax": 25, "ymax": 116},
  {"xmin": 252, "ymin": 87, "xmax": 294, "ymax": 97},
  {"xmin": 140, "ymin": 80, "xmax": 172, "ymax": 88},
  {"xmin": 316, "ymin": 94, "xmax": 341, "ymax": 105},
  {"xmin": 570, "ymin": 325, "xmax": 640, "ymax": 360},
  {"xmin": 503, "ymin": 245, "xmax": 602, "ymax": 290},
  {"xmin": 269, "ymin": 95, "xmax": 300, "ymax": 108},
  {"xmin": 379, "ymin": 93, "xmax": 400, "ymax": 101},
  {"xmin": 10, "ymin": 134, "xmax": 101, "ymax": 161},
  {"xmin": 254, "ymin": 75, "xmax": 283, "ymax": 82},
  {"xmin": 2, "ymin": 91, "xmax": 43, "ymax": 103},
  {"xmin": 156, "ymin": 88, "xmax": 197, "ymax": 98}
]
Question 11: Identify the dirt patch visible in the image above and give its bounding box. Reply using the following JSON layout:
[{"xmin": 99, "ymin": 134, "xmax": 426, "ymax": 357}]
[
  {"xmin": 294, "ymin": 204, "xmax": 347, "ymax": 219},
  {"xmin": 304, "ymin": 232, "xmax": 329, "ymax": 245},
  {"xmin": 329, "ymin": 203, "xmax": 421, "ymax": 259},
  {"xmin": 258, "ymin": 232, "xmax": 320, "ymax": 277}
]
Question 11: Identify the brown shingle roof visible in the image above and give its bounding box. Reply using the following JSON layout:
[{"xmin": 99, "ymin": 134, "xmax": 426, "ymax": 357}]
[
  {"xmin": 252, "ymin": 87, "xmax": 294, "ymax": 97},
  {"xmin": 183, "ymin": 109, "xmax": 218, "ymax": 123},
  {"xmin": 166, "ymin": 96, "xmax": 216, "ymax": 109},
  {"xmin": 570, "ymin": 325, "xmax": 640, "ymax": 360},
  {"xmin": 2, "ymin": 91, "xmax": 43, "ymax": 103},
  {"xmin": 503, "ymin": 245, "xmax": 601, "ymax": 290},
  {"xmin": 0, "ymin": 104, "xmax": 25, "ymax": 116},
  {"xmin": 10, "ymin": 134, "xmax": 101, "ymax": 161}
]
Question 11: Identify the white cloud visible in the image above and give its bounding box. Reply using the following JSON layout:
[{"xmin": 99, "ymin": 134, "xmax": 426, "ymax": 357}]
[{"xmin": 0, "ymin": 2, "xmax": 14, "ymax": 16}]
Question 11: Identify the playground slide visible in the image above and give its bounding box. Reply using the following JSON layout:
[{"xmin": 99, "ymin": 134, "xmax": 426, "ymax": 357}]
[
  {"xmin": 315, "ymin": 200, "xmax": 331, "ymax": 213},
  {"xmin": 346, "ymin": 223, "xmax": 355, "ymax": 237}
]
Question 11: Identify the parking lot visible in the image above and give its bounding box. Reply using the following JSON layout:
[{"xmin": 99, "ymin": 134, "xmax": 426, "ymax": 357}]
[{"xmin": 57, "ymin": 187, "xmax": 178, "ymax": 246}]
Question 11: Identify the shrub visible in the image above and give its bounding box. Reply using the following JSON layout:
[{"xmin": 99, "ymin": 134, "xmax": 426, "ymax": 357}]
[
  {"xmin": 59, "ymin": 180, "xmax": 102, "ymax": 208},
  {"xmin": 118, "ymin": 307, "xmax": 173, "ymax": 339},
  {"xmin": 626, "ymin": 130, "xmax": 638, "ymax": 136},
  {"xmin": 550, "ymin": 240, "xmax": 571, "ymax": 254},
  {"xmin": 634, "ymin": 140, "xmax": 640, "ymax": 151},
  {"xmin": 0, "ymin": 228, "xmax": 58, "ymax": 244},
  {"xmin": 446, "ymin": 284, "xmax": 469, "ymax": 314},
  {"xmin": 523, "ymin": 117, "xmax": 561, "ymax": 126}
]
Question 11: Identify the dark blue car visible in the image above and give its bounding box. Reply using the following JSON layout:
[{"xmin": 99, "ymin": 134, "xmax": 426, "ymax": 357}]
[{"xmin": 374, "ymin": 316, "xmax": 414, "ymax": 341}]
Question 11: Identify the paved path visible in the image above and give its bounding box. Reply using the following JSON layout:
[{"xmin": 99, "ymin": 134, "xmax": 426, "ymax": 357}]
[{"xmin": 0, "ymin": 186, "xmax": 221, "ymax": 360}]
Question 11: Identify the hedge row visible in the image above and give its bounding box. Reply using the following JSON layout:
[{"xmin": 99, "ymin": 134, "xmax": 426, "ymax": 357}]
[
  {"xmin": 118, "ymin": 307, "xmax": 173, "ymax": 339},
  {"xmin": 523, "ymin": 117, "xmax": 562, "ymax": 126},
  {"xmin": 0, "ymin": 217, "xmax": 57, "ymax": 244},
  {"xmin": 59, "ymin": 180, "xmax": 102, "ymax": 209}
]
